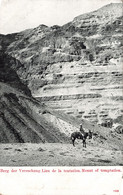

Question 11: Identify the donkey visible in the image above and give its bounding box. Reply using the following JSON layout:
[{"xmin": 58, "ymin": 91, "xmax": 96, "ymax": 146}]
[{"xmin": 71, "ymin": 130, "xmax": 92, "ymax": 147}]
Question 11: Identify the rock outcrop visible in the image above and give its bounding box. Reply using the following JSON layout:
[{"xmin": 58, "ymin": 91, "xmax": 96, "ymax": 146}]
[
  {"xmin": 0, "ymin": 3, "xmax": 123, "ymax": 133},
  {"xmin": 0, "ymin": 81, "xmax": 79, "ymax": 143}
]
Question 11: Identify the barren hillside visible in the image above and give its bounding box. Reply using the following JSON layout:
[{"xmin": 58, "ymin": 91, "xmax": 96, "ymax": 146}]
[
  {"xmin": 0, "ymin": 3, "xmax": 123, "ymax": 153},
  {"xmin": 0, "ymin": 3, "xmax": 122, "ymax": 126}
]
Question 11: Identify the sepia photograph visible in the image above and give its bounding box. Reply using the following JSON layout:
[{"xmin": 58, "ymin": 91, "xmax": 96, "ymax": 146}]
[{"xmin": 0, "ymin": 0, "xmax": 123, "ymax": 167}]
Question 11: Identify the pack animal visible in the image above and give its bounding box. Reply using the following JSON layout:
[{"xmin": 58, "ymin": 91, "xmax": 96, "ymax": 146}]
[{"xmin": 71, "ymin": 131, "xmax": 92, "ymax": 147}]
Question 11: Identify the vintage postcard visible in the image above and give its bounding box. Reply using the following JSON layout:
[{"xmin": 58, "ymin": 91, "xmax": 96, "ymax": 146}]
[{"xmin": 0, "ymin": 0, "xmax": 123, "ymax": 194}]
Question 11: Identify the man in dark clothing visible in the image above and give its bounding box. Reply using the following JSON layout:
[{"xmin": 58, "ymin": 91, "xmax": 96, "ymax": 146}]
[{"xmin": 80, "ymin": 124, "xmax": 84, "ymax": 134}]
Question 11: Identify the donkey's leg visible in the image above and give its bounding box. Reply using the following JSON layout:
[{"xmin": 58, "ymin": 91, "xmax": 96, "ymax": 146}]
[
  {"xmin": 72, "ymin": 139, "xmax": 75, "ymax": 147},
  {"xmin": 71, "ymin": 137, "xmax": 75, "ymax": 147},
  {"xmin": 83, "ymin": 140, "xmax": 84, "ymax": 147},
  {"xmin": 83, "ymin": 140, "xmax": 86, "ymax": 148},
  {"xmin": 85, "ymin": 141, "xmax": 86, "ymax": 148}
]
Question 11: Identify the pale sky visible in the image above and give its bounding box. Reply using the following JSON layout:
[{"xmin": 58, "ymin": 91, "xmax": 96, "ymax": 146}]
[{"xmin": 0, "ymin": 0, "xmax": 122, "ymax": 34}]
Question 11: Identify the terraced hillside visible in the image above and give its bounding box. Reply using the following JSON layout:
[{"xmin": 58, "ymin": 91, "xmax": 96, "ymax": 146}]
[
  {"xmin": 0, "ymin": 3, "xmax": 123, "ymax": 143},
  {"xmin": 0, "ymin": 3, "xmax": 122, "ymax": 127}
]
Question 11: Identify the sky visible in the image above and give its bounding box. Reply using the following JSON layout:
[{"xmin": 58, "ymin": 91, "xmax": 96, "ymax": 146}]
[{"xmin": 0, "ymin": 0, "xmax": 122, "ymax": 34}]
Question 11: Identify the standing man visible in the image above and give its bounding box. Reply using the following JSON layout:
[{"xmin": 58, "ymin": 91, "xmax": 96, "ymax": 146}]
[{"xmin": 80, "ymin": 124, "xmax": 84, "ymax": 134}]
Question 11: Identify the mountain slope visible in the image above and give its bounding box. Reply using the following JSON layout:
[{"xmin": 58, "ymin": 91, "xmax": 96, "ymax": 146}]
[
  {"xmin": 0, "ymin": 81, "xmax": 123, "ymax": 151},
  {"xmin": 0, "ymin": 3, "xmax": 123, "ymax": 145},
  {"xmin": 0, "ymin": 82, "xmax": 71, "ymax": 143}
]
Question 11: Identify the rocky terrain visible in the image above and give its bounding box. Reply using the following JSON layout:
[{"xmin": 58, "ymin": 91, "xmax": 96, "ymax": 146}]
[
  {"xmin": 0, "ymin": 75, "xmax": 122, "ymax": 165},
  {"xmin": 0, "ymin": 3, "xmax": 122, "ymax": 127},
  {"xmin": 0, "ymin": 79, "xmax": 71, "ymax": 143},
  {"xmin": 0, "ymin": 3, "xmax": 123, "ymax": 165},
  {"xmin": 0, "ymin": 142, "xmax": 123, "ymax": 166}
]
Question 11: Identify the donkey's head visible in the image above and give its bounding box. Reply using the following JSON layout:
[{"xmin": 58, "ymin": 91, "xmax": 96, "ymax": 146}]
[{"xmin": 88, "ymin": 130, "xmax": 93, "ymax": 139}]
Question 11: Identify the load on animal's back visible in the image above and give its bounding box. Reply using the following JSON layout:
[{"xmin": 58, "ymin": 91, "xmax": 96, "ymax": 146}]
[{"xmin": 71, "ymin": 124, "xmax": 93, "ymax": 147}]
